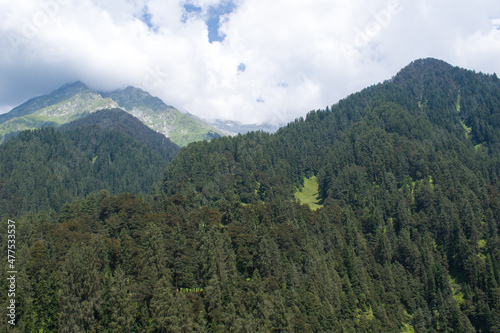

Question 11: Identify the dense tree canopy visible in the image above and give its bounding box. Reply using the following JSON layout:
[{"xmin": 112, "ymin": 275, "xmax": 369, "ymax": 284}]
[
  {"xmin": 1, "ymin": 58, "xmax": 500, "ymax": 332},
  {"xmin": 0, "ymin": 109, "xmax": 179, "ymax": 217}
]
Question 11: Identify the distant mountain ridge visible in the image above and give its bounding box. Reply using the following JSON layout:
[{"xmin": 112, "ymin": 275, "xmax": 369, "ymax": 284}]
[
  {"xmin": 0, "ymin": 81, "xmax": 94, "ymax": 123},
  {"xmin": 99, "ymin": 85, "xmax": 231, "ymax": 146},
  {"xmin": 209, "ymin": 119, "xmax": 281, "ymax": 134},
  {"xmin": 0, "ymin": 82, "xmax": 233, "ymax": 146},
  {"xmin": 100, "ymin": 86, "xmax": 175, "ymax": 113},
  {"xmin": 0, "ymin": 82, "xmax": 118, "ymax": 143}
]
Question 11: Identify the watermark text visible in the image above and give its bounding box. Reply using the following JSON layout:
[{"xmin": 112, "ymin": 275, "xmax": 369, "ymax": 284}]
[{"xmin": 6, "ymin": 219, "xmax": 17, "ymax": 326}]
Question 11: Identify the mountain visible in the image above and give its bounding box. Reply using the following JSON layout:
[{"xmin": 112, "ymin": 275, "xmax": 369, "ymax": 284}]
[
  {"xmin": 0, "ymin": 81, "xmax": 102, "ymax": 123},
  {"xmin": 0, "ymin": 82, "xmax": 118, "ymax": 143},
  {"xmin": 0, "ymin": 82, "xmax": 229, "ymax": 146},
  {"xmin": 160, "ymin": 58, "xmax": 500, "ymax": 331},
  {"xmin": 209, "ymin": 119, "xmax": 281, "ymax": 134},
  {"xmin": 1, "ymin": 58, "xmax": 499, "ymax": 332},
  {"xmin": 60, "ymin": 108, "xmax": 179, "ymax": 161},
  {"xmin": 0, "ymin": 108, "xmax": 179, "ymax": 217},
  {"xmin": 100, "ymin": 86, "xmax": 232, "ymax": 146}
]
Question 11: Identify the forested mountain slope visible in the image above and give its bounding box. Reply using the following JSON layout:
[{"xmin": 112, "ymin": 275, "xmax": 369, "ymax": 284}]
[
  {"xmin": 0, "ymin": 109, "xmax": 179, "ymax": 218},
  {"xmin": 165, "ymin": 58, "xmax": 500, "ymax": 205},
  {"xmin": 59, "ymin": 108, "xmax": 179, "ymax": 161},
  {"xmin": 1, "ymin": 58, "xmax": 499, "ymax": 332}
]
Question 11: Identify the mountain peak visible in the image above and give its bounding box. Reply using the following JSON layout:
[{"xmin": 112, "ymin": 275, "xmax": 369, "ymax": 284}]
[
  {"xmin": 0, "ymin": 80, "xmax": 229, "ymax": 146},
  {"xmin": 100, "ymin": 86, "xmax": 174, "ymax": 113},
  {"xmin": 57, "ymin": 81, "xmax": 89, "ymax": 92},
  {"xmin": 0, "ymin": 81, "xmax": 96, "ymax": 125},
  {"xmin": 409, "ymin": 57, "xmax": 452, "ymax": 68},
  {"xmin": 394, "ymin": 58, "xmax": 455, "ymax": 80},
  {"xmin": 60, "ymin": 108, "xmax": 180, "ymax": 159}
]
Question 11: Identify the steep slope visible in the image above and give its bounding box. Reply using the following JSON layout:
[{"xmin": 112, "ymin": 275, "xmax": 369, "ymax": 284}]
[
  {"xmin": 101, "ymin": 86, "xmax": 230, "ymax": 146},
  {"xmin": 159, "ymin": 58, "xmax": 500, "ymax": 331},
  {"xmin": 0, "ymin": 109, "xmax": 179, "ymax": 217},
  {"xmin": 165, "ymin": 58, "xmax": 500, "ymax": 203},
  {"xmin": 0, "ymin": 82, "xmax": 118, "ymax": 143},
  {"xmin": 0, "ymin": 81, "xmax": 93, "ymax": 123},
  {"xmin": 1, "ymin": 59, "xmax": 499, "ymax": 332},
  {"xmin": 60, "ymin": 108, "xmax": 179, "ymax": 161},
  {"xmin": 0, "ymin": 82, "xmax": 231, "ymax": 146}
]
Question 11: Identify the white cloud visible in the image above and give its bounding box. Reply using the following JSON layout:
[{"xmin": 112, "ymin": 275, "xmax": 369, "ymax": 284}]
[{"xmin": 0, "ymin": 0, "xmax": 499, "ymax": 124}]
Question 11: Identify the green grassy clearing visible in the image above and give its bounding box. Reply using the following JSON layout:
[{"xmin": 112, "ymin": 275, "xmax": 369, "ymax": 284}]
[{"xmin": 294, "ymin": 176, "xmax": 323, "ymax": 210}]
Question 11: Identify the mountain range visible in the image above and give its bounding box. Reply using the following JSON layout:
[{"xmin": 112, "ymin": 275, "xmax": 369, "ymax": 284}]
[
  {"xmin": 209, "ymin": 119, "xmax": 281, "ymax": 134},
  {"xmin": 0, "ymin": 82, "xmax": 278, "ymax": 146},
  {"xmin": 0, "ymin": 58, "xmax": 499, "ymax": 332}
]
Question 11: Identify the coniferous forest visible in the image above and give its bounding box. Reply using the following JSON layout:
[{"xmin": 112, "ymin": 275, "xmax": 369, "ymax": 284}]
[{"xmin": 1, "ymin": 58, "xmax": 500, "ymax": 332}]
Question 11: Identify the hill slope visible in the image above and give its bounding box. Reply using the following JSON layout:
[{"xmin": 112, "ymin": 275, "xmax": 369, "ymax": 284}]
[
  {"xmin": 0, "ymin": 108, "xmax": 179, "ymax": 217},
  {"xmin": 0, "ymin": 82, "xmax": 118, "ymax": 143},
  {"xmin": 0, "ymin": 83, "xmax": 229, "ymax": 146},
  {"xmin": 100, "ymin": 86, "xmax": 230, "ymax": 146},
  {"xmin": 165, "ymin": 58, "xmax": 500, "ymax": 203},
  {"xmin": 160, "ymin": 57, "xmax": 500, "ymax": 331},
  {"xmin": 1, "ymin": 58, "xmax": 499, "ymax": 332},
  {"xmin": 0, "ymin": 82, "xmax": 100, "ymax": 123},
  {"xmin": 60, "ymin": 108, "xmax": 179, "ymax": 161}
]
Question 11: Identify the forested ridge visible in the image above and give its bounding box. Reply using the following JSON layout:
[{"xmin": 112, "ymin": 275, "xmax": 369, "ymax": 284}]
[
  {"xmin": 0, "ymin": 109, "xmax": 179, "ymax": 218},
  {"xmin": 1, "ymin": 58, "xmax": 500, "ymax": 332}
]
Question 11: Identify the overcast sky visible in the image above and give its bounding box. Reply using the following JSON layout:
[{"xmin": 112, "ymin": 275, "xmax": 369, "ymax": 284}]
[{"xmin": 1, "ymin": 0, "xmax": 499, "ymax": 123}]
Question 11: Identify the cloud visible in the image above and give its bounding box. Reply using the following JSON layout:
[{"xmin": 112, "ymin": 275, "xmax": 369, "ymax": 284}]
[{"xmin": 0, "ymin": 0, "xmax": 499, "ymax": 124}]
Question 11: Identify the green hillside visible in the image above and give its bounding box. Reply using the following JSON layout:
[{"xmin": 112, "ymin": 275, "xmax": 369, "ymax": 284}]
[
  {"xmin": 0, "ymin": 109, "xmax": 179, "ymax": 217},
  {"xmin": 1, "ymin": 59, "xmax": 499, "ymax": 332}
]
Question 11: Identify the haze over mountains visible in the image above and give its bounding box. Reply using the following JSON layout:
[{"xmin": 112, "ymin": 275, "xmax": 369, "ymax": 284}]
[
  {"xmin": 0, "ymin": 82, "xmax": 278, "ymax": 146},
  {"xmin": 0, "ymin": 58, "xmax": 499, "ymax": 332}
]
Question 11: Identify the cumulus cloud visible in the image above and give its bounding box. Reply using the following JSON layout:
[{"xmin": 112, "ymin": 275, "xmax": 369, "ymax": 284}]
[{"xmin": 0, "ymin": 0, "xmax": 499, "ymax": 124}]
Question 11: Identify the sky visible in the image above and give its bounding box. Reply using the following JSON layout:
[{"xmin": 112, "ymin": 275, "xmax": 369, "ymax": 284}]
[{"xmin": 1, "ymin": 0, "xmax": 500, "ymax": 124}]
